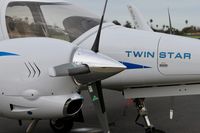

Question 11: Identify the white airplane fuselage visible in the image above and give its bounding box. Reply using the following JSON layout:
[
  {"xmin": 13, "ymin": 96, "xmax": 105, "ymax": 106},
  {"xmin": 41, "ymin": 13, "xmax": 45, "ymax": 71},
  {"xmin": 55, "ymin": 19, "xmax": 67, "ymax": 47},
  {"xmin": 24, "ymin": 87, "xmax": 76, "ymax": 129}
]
[
  {"xmin": 0, "ymin": 0, "xmax": 200, "ymax": 120},
  {"xmin": 76, "ymin": 24, "xmax": 200, "ymax": 89}
]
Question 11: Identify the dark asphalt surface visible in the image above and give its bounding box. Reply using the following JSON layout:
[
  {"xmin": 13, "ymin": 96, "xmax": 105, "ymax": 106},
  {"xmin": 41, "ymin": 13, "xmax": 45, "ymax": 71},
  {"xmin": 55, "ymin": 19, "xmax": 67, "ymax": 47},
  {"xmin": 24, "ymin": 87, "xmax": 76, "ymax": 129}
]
[{"xmin": 1, "ymin": 89, "xmax": 200, "ymax": 133}]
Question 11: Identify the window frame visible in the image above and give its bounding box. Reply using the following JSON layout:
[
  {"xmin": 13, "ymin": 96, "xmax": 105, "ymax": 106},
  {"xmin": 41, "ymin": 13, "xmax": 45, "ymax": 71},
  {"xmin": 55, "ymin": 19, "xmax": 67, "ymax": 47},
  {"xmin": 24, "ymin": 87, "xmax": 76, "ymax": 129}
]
[{"xmin": 2, "ymin": 0, "xmax": 70, "ymax": 40}]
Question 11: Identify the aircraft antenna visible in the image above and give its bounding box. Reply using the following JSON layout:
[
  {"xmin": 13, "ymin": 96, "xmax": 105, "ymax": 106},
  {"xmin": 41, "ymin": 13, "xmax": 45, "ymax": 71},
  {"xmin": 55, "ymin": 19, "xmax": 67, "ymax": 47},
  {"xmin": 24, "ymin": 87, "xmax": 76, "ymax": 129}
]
[{"xmin": 168, "ymin": 8, "xmax": 173, "ymax": 34}]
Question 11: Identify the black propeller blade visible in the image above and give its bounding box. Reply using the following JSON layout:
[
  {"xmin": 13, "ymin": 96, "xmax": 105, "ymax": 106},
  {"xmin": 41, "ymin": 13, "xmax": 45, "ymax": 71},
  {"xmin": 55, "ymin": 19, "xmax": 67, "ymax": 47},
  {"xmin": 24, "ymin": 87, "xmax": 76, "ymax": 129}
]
[
  {"xmin": 91, "ymin": 0, "xmax": 108, "ymax": 53},
  {"xmin": 95, "ymin": 81, "xmax": 106, "ymax": 113},
  {"xmin": 89, "ymin": 0, "xmax": 110, "ymax": 132},
  {"xmin": 90, "ymin": 0, "xmax": 108, "ymax": 114}
]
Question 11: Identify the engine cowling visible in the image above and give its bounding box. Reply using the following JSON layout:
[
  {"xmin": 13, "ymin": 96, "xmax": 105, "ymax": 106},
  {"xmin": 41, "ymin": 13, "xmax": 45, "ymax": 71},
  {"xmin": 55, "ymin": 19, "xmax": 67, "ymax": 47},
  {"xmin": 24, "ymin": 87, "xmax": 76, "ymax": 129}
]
[
  {"xmin": 0, "ymin": 37, "xmax": 125, "ymax": 120},
  {"xmin": 5, "ymin": 93, "xmax": 83, "ymax": 119}
]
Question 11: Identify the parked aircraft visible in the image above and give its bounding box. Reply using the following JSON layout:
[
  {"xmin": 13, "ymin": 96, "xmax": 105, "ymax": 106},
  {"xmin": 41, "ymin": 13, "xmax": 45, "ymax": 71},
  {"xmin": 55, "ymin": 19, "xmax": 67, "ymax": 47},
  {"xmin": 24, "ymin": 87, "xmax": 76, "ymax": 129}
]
[{"xmin": 1, "ymin": 0, "xmax": 200, "ymax": 133}]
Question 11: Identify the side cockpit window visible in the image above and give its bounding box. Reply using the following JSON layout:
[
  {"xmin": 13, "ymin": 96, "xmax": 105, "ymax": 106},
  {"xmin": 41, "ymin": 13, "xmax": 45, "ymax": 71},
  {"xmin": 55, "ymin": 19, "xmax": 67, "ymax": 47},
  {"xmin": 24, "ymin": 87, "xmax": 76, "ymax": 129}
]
[
  {"xmin": 6, "ymin": 2, "xmax": 100, "ymax": 42},
  {"xmin": 62, "ymin": 16, "xmax": 100, "ymax": 41},
  {"xmin": 6, "ymin": 3, "xmax": 45, "ymax": 38}
]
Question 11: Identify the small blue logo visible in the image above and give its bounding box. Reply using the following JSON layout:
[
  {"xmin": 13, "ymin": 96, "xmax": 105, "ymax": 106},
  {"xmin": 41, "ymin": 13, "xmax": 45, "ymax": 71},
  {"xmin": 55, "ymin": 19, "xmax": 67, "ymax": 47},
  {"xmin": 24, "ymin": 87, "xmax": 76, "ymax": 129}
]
[
  {"xmin": 120, "ymin": 61, "xmax": 151, "ymax": 69},
  {"xmin": 0, "ymin": 52, "xmax": 19, "ymax": 56}
]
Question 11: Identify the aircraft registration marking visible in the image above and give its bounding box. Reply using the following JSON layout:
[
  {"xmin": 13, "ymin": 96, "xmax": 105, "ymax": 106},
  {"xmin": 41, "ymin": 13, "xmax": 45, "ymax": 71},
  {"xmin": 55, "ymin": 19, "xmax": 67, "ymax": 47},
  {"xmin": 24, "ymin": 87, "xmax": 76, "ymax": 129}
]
[{"xmin": 125, "ymin": 51, "xmax": 191, "ymax": 59}]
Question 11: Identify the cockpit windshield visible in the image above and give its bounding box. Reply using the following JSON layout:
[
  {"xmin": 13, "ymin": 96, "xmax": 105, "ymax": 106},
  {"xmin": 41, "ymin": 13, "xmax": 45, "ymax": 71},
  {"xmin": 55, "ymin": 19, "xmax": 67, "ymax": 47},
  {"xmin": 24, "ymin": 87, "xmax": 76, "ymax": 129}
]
[{"xmin": 6, "ymin": 2, "xmax": 100, "ymax": 42}]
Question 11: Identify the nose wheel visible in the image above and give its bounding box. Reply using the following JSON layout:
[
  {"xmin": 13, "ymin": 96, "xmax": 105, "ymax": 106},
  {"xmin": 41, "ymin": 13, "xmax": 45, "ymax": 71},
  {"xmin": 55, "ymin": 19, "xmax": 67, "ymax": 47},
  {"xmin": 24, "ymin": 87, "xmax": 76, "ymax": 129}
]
[
  {"xmin": 145, "ymin": 127, "xmax": 165, "ymax": 133},
  {"xmin": 134, "ymin": 98, "xmax": 165, "ymax": 133}
]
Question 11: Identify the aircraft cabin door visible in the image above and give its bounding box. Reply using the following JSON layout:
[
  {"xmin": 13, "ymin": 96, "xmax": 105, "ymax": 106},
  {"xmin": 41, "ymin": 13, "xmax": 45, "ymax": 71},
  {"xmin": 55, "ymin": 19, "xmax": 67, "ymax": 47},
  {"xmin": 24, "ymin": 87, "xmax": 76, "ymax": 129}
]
[{"xmin": 157, "ymin": 35, "xmax": 200, "ymax": 75}]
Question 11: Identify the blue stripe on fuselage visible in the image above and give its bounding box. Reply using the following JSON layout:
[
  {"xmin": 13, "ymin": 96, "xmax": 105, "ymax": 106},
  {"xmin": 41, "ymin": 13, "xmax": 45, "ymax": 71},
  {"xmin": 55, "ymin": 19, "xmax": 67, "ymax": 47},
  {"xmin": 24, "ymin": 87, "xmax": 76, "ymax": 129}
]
[{"xmin": 120, "ymin": 61, "xmax": 151, "ymax": 69}]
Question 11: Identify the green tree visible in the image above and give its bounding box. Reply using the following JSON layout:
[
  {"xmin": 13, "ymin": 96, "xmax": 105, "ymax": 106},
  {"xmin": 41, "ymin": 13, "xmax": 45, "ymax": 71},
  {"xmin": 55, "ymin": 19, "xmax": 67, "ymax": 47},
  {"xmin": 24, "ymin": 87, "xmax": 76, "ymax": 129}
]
[
  {"xmin": 162, "ymin": 25, "xmax": 166, "ymax": 30},
  {"xmin": 112, "ymin": 20, "xmax": 121, "ymax": 25},
  {"xmin": 124, "ymin": 21, "xmax": 132, "ymax": 28},
  {"xmin": 156, "ymin": 24, "xmax": 159, "ymax": 28},
  {"xmin": 185, "ymin": 20, "xmax": 188, "ymax": 25},
  {"xmin": 150, "ymin": 19, "xmax": 153, "ymax": 24}
]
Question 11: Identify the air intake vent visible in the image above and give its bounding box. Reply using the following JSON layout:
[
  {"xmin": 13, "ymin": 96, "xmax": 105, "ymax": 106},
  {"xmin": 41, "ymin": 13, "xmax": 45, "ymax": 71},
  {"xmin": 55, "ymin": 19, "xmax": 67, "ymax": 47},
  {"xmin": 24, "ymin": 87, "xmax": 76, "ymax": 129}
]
[{"xmin": 63, "ymin": 99, "xmax": 83, "ymax": 116}]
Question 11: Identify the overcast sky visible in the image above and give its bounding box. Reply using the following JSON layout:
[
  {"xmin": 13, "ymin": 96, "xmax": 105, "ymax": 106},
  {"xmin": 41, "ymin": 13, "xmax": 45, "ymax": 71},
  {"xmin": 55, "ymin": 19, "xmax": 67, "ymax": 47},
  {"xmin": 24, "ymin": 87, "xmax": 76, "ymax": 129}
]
[{"xmin": 66, "ymin": 0, "xmax": 200, "ymax": 30}]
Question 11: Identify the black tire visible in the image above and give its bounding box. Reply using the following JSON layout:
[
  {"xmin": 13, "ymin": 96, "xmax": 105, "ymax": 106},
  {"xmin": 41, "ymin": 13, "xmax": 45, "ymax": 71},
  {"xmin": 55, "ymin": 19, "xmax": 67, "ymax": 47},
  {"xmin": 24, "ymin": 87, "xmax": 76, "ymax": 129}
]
[
  {"xmin": 50, "ymin": 118, "xmax": 74, "ymax": 133},
  {"xmin": 145, "ymin": 127, "xmax": 165, "ymax": 133}
]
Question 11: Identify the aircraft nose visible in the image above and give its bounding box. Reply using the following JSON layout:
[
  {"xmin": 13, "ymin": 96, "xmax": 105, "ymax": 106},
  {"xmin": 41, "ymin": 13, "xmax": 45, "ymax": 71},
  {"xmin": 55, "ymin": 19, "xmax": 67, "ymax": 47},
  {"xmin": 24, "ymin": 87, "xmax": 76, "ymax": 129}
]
[{"xmin": 72, "ymin": 48, "xmax": 126, "ymax": 84}]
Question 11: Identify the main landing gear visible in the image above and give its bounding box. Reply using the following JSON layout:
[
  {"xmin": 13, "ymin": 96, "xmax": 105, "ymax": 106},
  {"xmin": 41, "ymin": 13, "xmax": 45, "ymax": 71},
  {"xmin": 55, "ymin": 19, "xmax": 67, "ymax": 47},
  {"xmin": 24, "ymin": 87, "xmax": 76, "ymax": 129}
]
[{"xmin": 134, "ymin": 98, "xmax": 165, "ymax": 133}]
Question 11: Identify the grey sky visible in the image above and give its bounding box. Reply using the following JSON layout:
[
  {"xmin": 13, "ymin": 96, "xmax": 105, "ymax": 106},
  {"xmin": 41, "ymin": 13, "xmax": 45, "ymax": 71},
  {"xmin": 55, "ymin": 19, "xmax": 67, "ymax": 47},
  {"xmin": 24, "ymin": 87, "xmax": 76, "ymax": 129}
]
[{"xmin": 66, "ymin": 0, "xmax": 200, "ymax": 30}]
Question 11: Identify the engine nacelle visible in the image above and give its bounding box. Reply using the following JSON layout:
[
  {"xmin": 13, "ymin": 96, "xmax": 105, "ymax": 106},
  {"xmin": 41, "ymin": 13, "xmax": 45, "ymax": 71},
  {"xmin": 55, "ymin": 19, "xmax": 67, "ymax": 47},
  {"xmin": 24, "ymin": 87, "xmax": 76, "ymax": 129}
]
[
  {"xmin": 0, "ymin": 38, "xmax": 85, "ymax": 120},
  {"xmin": 2, "ymin": 93, "xmax": 83, "ymax": 119},
  {"xmin": 0, "ymin": 37, "xmax": 124, "ymax": 120}
]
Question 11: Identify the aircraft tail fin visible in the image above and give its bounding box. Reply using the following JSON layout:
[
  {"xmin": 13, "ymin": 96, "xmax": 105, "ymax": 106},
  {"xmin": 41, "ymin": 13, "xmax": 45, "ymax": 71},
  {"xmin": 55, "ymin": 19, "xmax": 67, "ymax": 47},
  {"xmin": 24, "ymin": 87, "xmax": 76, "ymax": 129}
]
[{"xmin": 127, "ymin": 4, "xmax": 153, "ymax": 32}]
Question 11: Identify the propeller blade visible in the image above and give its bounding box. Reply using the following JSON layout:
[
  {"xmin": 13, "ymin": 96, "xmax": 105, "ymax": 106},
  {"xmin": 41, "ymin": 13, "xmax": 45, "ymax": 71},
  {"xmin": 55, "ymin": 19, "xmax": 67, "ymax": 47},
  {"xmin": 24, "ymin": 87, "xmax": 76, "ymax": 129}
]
[
  {"xmin": 90, "ymin": 1, "xmax": 111, "ymax": 132},
  {"xmin": 91, "ymin": 0, "xmax": 108, "ymax": 53},
  {"xmin": 95, "ymin": 81, "xmax": 105, "ymax": 113},
  {"xmin": 49, "ymin": 63, "xmax": 90, "ymax": 77},
  {"xmin": 168, "ymin": 8, "xmax": 173, "ymax": 34},
  {"xmin": 88, "ymin": 82, "xmax": 110, "ymax": 132}
]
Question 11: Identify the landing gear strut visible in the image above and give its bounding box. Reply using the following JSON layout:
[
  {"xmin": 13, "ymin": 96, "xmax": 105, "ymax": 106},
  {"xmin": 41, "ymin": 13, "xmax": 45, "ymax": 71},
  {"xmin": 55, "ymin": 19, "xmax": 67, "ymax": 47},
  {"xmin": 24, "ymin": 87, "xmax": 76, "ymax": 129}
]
[
  {"xmin": 50, "ymin": 118, "xmax": 74, "ymax": 133},
  {"xmin": 26, "ymin": 119, "xmax": 39, "ymax": 133},
  {"xmin": 134, "ymin": 98, "xmax": 165, "ymax": 133}
]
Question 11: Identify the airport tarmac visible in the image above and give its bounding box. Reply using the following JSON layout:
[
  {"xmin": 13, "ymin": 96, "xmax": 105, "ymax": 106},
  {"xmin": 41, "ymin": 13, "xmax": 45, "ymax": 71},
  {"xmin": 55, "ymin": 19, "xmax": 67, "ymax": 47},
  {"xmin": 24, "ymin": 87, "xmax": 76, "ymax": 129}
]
[{"xmin": 0, "ymin": 89, "xmax": 200, "ymax": 133}]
